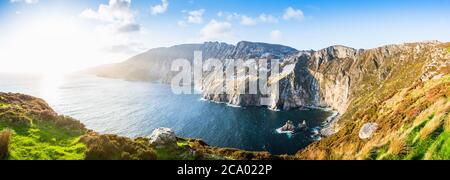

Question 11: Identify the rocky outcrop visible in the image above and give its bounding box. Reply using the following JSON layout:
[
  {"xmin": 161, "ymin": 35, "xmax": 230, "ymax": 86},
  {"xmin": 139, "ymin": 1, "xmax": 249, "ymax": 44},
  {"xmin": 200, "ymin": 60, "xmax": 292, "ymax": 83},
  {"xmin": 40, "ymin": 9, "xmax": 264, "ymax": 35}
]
[
  {"xmin": 280, "ymin": 120, "xmax": 296, "ymax": 132},
  {"xmin": 359, "ymin": 123, "xmax": 378, "ymax": 139},
  {"xmin": 148, "ymin": 128, "xmax": 177, "ymax": 146}
]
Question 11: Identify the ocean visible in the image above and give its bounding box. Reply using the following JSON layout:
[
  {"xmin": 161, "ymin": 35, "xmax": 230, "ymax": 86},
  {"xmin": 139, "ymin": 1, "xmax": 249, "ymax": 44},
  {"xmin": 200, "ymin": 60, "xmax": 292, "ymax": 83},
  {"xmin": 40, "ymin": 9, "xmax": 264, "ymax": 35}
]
[{"xmin": 0, "ymin": 73, "xmax": 332, "ymax": 155}]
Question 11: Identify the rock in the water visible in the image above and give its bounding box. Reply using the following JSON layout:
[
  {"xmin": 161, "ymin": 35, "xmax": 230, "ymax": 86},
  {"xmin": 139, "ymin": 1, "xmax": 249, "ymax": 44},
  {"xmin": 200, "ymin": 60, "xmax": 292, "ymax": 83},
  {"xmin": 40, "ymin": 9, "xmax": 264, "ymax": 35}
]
[
  {"xmin": 298, "ymin": 120, "xmax": 308, "ymax": 130},
  {"xmin": 148, "ymin": 128, "xmax": 177, "ymax": 145},
  {"xmin": 359, "ymin": 123, "xmax": 378, "ymax": 140},
  {"xmin": 281, "ymin": 120, "xmax": 296, "ymax": 132}
]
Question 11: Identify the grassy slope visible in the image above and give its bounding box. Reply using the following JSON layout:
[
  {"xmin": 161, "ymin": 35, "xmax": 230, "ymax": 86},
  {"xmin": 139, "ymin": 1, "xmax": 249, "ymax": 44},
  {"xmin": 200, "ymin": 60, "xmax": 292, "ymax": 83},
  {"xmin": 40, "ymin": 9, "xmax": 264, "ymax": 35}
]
[
  {"xmin": 0, "ymin": 95, "xmax": 87, "ymax": 160},
  {"xmin": 0, "ymin": 121, "xmax": 86, "ymax": 160},
  {"xmin": 298, "ymin": 43, "xmax": 450, "ymax": 160},
  {"xmin": 370, "ymin": 75, "xmax": 450, "ymax": 160}
]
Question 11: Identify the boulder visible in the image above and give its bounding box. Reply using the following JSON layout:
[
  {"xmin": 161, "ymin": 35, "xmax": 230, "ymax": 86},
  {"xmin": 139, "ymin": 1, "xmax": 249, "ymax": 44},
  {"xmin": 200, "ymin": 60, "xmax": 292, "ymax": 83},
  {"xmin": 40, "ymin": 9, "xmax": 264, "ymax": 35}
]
[
  {"xmin": 359, "ymin": 123, "xmax": 378, "ymax": 140},
  {"xmin": 148, "ymin": 128, "xmax": 177, "ymax": 145},
  {"xmin": 280, "ymin": 120, "xmax": 296, "ymax": 132}
]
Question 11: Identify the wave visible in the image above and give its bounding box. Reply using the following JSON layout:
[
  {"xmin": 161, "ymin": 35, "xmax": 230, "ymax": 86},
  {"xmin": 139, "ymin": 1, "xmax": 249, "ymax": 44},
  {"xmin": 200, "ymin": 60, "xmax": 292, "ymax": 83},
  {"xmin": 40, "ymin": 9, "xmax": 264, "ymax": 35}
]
[
  {"xmin": 267, "ymin": 108, "xmax": 281, "ymax": 112},
  {"xmin": 199, "ymin": 98, "xmax": 243, "ymax": 108},
  {"xmin": 275, "ymin": 127, "xmax": 294, "ymax": 134},
  {"xmin": 275, "ymin": 128, "xmax": 294, "ymax": 139},
  {"xmin": 325, "ymin": 111, "xmax": 339, "ymax": 124},
  {"xmin": 226, "ymin": 103, "xmax": 242, "ymax": 108}
]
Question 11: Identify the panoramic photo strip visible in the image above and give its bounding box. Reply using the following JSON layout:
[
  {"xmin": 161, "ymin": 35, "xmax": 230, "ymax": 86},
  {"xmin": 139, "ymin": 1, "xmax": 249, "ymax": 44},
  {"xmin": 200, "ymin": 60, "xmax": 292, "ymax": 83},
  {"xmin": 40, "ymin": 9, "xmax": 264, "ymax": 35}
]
[{"xmin": 1, "ymin": 0, "xmax": 450, "ymax": 173}]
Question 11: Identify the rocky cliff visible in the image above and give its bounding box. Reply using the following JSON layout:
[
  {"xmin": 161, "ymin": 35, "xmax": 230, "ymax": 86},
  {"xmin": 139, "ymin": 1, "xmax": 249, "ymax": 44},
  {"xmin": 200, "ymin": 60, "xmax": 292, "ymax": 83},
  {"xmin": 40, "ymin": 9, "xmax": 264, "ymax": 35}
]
[
  {"xmin": 202, "ymin": 41, "xmax": 449, "ymax": 117},
  {"xmin": 297, "ymin": 42, "xmax": 450, "ymax": 159},
  {"xmin": 91, "ymin": 41, "xmax": 448, "ymax": 139}
]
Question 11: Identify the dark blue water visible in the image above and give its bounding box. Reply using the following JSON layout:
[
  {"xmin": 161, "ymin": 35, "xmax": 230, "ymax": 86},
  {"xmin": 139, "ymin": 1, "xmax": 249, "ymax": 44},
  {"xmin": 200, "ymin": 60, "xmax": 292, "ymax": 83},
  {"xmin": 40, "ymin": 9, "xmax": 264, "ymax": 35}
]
[{"xmin": 0, "ymin": 73, "xmax": 332, "ymax": 154}]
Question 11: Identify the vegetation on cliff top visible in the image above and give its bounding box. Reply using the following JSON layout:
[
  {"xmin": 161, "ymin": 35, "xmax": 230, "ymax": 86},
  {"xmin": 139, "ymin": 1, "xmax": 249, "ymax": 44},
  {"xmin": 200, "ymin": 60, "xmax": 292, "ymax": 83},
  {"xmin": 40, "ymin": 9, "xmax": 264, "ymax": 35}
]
[
  {"xmin": 0, "ymin": 93, "xmax": 286, "ymax": 160},
  {"xmin": 0, "ymin": 93, "xmax": 87, "ymax": 160}
]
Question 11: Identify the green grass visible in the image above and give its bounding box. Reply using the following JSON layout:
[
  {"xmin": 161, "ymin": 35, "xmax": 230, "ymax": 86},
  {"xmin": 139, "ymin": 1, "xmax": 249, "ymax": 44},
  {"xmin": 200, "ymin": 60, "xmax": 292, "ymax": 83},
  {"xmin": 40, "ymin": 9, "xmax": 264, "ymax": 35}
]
[
  {"xmin": 154, "ymin": 139, "xmax": 226, "ymax": 160},
  {"xmin": 380, "ymin": 113, "xmax": 450, "ymax": 160},
  {"xmin": 447, "ymin": 47, "xmax": 450, "ymax": 53},
  {"xmin": 0, "ymin": 103, "xmax": 10, "ymax": 108},
  {"xmin": 404, "ymin": 124, "xmax": 447, "ymax": 160},
  {"xmin": 373, "ymin": 113, "xmax": 450, "ymax": 160},
  {"xmin": 0, "ymin": 121, "xmax": 86, "ymax": 160},
  {"xmin": 402, "ymin": 115, "xmax": 434, "ymax": 160},
  {"xmin": 155, "ymin": 144, "xmax": 196, "ymax": 160},
  {"xmin": 176, "ymin": 139, "xmax": 191, "ymax": 148},
  {"xmin": 426, "ymin": 131, "xmax": 450, "ymax": 160}
]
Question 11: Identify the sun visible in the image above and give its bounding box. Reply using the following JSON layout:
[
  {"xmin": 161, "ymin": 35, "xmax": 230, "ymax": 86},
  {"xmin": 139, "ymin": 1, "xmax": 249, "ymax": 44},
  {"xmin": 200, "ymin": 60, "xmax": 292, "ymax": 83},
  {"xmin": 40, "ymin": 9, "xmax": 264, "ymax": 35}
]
[
  {"xmin": 0, "ymin": 11, "xmax": 120, "ymax": 74},
  {"xmin": 1, "ymin": 15, "xmax": 91, "ymax": 74}
]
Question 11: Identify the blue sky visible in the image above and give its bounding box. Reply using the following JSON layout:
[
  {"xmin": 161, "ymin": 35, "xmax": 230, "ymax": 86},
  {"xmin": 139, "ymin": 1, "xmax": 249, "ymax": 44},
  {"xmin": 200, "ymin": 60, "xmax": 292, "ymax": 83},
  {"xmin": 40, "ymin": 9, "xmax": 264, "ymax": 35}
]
[{"xmin": 0, "ymin": 0, "xmax": 449, "ymax": 72}]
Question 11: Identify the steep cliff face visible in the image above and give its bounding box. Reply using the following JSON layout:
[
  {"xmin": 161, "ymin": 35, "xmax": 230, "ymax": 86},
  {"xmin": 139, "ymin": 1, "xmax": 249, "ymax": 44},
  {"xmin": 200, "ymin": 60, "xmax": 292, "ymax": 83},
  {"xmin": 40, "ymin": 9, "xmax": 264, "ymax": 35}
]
[
  {"xmin": 90, "ymin": 41, "xmax": 447, "ymax": 114},
  {"xmin": 297, "ymin": 42, "xmax": 450, "ymax": 160},
  {"xmin": 200, "ymin": 44, "xmax": 361, "ymax": 114},
  {"xmin": 201, "ymin": 42, "xmax": 448, "ymax": 116}
]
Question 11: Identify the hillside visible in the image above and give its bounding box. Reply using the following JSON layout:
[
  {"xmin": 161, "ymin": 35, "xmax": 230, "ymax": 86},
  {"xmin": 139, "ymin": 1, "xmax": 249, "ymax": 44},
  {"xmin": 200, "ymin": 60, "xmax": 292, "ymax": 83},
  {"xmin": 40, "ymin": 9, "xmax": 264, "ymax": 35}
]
[
  {"xmin": 0, "ymin": 92, "xmax": 294, "ymax": 160},
  {"xmin": 88, "ymin": 41, "xmax": 297, "ymax": 82},
  {"xmin": 89, "ymin": 40, "xmax": 450, "ymax": 160},
  {"xmin": 298, "ymin": 42, "xmax": 450, "ymax": 160}
]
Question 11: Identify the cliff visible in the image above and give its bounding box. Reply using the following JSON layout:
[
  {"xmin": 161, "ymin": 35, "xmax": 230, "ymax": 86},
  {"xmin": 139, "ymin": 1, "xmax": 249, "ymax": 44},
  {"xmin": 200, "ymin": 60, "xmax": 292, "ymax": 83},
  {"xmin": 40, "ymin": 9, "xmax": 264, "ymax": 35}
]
[
  {"xmin": 297, "ymin": 42, "xmax": 450, "ymax": 159},
  {"xmin": 90, "ymin": 41, "xmax": 446, "ymax": 114},
  {"xmin": 88, "ymin": 40, "xmax": 450, "ymax": 160}
]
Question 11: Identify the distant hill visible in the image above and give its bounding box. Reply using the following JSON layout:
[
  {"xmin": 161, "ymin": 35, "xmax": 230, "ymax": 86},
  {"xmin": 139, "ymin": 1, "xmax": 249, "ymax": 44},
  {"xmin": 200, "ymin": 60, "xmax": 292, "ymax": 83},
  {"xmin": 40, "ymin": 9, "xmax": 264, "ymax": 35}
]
[{"xmin": 88, "ymin": 41, "xmax": 298, "ymax": 82}]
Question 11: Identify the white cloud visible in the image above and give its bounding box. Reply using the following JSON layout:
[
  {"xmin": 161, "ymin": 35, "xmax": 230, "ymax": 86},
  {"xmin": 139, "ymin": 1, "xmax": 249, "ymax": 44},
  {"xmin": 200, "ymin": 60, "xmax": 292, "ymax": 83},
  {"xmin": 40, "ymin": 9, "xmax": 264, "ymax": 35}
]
[
  {"xmin": 259, "ymin": 14, "xmax": 278, "ymax": 23},
  {"xmin": 178, "ymin": 9, "xmax": 205, "ymax": 27},
  {"xmin": 10, "ymin": 0, "xmax": 38, "ymax": 4},
  {"xmin": 218, "ymin": 12, "xmax": 278, "ymax": 26},
  {"xmin": 187, "ymin": 9, "xmax": 205, "ymax": 24},
  {"xmin": 283, "ymin": 7, "xmax": 304, "ymax": 21},
  {"xmin": 177, "ymin": 20, "xmax": 188, "ymax": 27},
  {"xmin": 106, "ymin": 43, "xmax": 146, "ymax": 55},
  {"xmin": 217, "ymin": 11, "xmax": 224, "ymax": 17},
  {"xmin": 151, "ymin": 0, "xmax": 169, "ymax": 15},
  {"xmin": 80, "ymin": 0, "xmax": 140, "ymax": 34},
  {"xmin": 217, "ymin": 11, "xmax": 240, "ymax": 21},
  {"xmin": 270, "ymin": 30, "xmax": 282, "ymax": 41},
  {"xmin": 240, "ymin": 15, "xmax": 257, "ymax": 26},
  {"xmin": 200, "ymin": 20, "xmax": 233, "ymax": 41}
]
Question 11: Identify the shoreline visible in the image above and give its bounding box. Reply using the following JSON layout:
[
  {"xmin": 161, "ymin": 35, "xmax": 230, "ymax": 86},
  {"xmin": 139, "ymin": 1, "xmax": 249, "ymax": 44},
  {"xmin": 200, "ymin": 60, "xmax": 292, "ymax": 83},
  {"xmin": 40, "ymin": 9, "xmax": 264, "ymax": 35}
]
[{"xmin": 200, "ymin": 98, "xmax": 342, "ymax": 137}]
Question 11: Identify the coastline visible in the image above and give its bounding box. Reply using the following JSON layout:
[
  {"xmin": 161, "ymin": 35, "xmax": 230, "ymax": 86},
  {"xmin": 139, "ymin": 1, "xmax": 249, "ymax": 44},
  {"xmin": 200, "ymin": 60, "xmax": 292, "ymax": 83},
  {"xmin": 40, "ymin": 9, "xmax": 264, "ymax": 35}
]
[
  {"xmin": 199, "ymin": 98, "xmax": 342, "ymax": 138},
  {"xmin": 304, "ymin": 105, "xmax": 341, "ymax": 137}
]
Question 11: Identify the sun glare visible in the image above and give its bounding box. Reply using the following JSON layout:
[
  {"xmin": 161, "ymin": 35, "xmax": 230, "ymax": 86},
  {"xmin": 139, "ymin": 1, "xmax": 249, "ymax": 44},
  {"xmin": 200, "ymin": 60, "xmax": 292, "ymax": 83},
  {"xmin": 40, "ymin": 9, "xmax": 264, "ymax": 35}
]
[
  {"xmin": 0, "ymin": 12, "xmax": 124, "ymax": 74},
  {"xmin": 39, "ymin": 72, "xmax": 64, "ymax": 103}
]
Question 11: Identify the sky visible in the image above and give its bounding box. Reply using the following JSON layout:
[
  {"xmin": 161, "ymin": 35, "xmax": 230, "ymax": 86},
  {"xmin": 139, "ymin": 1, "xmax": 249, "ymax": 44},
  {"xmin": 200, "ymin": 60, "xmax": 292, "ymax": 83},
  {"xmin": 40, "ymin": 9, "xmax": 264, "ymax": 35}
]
[{"xmin": 0, "ymin": 0, "xmax": 449, "ymax": 73}]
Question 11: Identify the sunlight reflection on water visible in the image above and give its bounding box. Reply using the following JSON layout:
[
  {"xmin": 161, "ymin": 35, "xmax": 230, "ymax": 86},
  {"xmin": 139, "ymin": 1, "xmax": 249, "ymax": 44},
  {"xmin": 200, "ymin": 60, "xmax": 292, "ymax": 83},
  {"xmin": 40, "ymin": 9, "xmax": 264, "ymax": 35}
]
[
  {"xmin": 0, "ymin": 73, "xmax": 332, "ymax": 155},
  {"xmin": 39, "ymin": 73, "xmax": 64, "ymax": 103}
]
